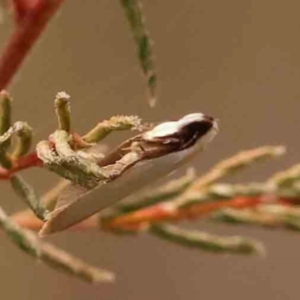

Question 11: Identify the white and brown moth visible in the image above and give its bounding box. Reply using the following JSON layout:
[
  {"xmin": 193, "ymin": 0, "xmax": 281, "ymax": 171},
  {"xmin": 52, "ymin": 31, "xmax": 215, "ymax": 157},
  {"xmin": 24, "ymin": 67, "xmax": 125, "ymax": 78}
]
[{"xmin": 39, "ymin": 113, "xmax": 219, "ymax": 236}]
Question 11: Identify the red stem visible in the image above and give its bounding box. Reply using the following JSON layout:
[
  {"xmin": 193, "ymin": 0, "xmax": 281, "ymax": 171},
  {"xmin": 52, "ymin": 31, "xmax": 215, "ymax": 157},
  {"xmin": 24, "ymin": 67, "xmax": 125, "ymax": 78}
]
[
  {"xmin": 11, "ymin": 0, "xmax": 37, "ymax": 22},
  {"xmin": 0, "ymin": 0, "xmax": 64, "ymax": 90},
  {"xmin": 0, "ymin": 152, "xmax": 41, "ymax": 179},
  {"xmin": 102, "ymin": 196, "xmax": 263, "ymax": 229},
  {"xmin": 11, "ymin": 197, "xmax": 262, "ymax": 231},
  {"xmin": 13, "ymin": 196, "xmax": 295, "ymax": 233}
]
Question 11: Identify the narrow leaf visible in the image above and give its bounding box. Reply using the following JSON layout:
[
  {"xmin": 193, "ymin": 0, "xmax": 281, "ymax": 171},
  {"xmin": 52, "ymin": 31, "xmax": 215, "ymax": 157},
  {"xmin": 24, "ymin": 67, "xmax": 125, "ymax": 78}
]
[
  {"xmin": 150, "ymin": 224, "xmax": 264, "ymax": 255},
  {"xmin": 10, "ymin": 174, "xmax": 48, "ymax": 221},
  {"xmin": 120, "ymin": 0, "xmax": 157, "ymax": 106},
  {"xmin": 0, "ymin": 206, "xmax": 114, "ymax": 283}
]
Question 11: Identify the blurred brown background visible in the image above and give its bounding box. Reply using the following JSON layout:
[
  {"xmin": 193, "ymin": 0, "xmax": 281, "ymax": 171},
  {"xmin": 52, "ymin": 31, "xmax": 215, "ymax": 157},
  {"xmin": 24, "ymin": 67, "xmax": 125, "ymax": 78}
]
[{"xmin": 0, "ymin": 0, "xmax": 300, "ymax": 299}]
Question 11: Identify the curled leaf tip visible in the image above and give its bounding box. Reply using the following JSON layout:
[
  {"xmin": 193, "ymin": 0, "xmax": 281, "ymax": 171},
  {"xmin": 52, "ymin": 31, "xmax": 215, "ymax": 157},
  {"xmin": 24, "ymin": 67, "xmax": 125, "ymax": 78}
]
[
  {"xmin": 148, "ymin": 96, "xmax": 157, "ymax": 108},
  {"xmin": 109, "ymin": 115, "xmax": 142, "ymax": 131},
  {"xmin": 272, "ymin": 145, "xmax": 286, "ymax": 156},
  {"xmin": 55, "ymin": 92, "xmax": 71, "ymax": 132},
  {"xmin": 0, "ymin": 90, "xmax": 12, "ymax": 136},
  {"xmin": 91, "ymin": 270, "xmax": 116, "ymax": 283},
  {"xmin": 56, "ymin": 91, "xmax": 70, "ymax": 102},
  {"xmin": 13, "ymin": 121, "xmax": 32, "ymax": 132},
  {"xmin": 120, "ymin": 0, "xmax": 158, "ymax": 106},
  {"xmin": 10, "ymin": 121, "xmax": 33, "ymax": 158},
  {"xmin": 0, "ymin": 90, "xmax": 10, "ymax": 98},
  {"xmin": 147, "ymin": 73, "xmax": 157, "ymax": 107}
]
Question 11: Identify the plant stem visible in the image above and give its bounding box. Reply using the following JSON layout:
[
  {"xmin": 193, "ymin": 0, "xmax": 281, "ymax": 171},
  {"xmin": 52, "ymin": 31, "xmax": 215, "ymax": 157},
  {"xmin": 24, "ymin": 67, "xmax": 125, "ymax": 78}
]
[
  {"xmin": 0, "ymin": 152, "xmax": 41, "ymax": 179},
  {"xmin": 0, "ymin": 0, "xmax": 64, "ymax": 90}
]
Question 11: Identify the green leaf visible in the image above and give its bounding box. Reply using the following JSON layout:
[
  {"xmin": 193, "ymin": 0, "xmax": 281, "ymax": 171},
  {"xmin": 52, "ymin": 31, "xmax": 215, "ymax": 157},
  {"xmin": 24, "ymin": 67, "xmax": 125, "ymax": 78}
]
[{"xmin": 120, "ymin": 0, "xmax": 157, "ymax": 106}]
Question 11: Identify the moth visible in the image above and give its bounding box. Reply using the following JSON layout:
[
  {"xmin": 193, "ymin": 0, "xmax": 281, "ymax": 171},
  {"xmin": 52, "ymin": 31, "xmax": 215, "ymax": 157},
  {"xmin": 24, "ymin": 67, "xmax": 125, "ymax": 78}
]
[{"xmin": 39, "ymin": 113, "xmax": 219, "ymax": 236}]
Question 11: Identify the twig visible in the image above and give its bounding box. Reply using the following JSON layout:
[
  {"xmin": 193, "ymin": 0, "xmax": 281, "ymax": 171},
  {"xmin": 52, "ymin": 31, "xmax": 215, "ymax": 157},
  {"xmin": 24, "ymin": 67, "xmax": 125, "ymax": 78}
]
[
  {"xmin": 173, "ymin": 146, "xmax": 285, "ymax": 207},
  {"xmin": 150, "ymin": 224, "xmax": 264, "ymax": 255},
  {"xmin": 14, "ymin": 147, "xmax": 300, "ymax": 233},
  {"xmin": 10, "ymin": 121, "xmax": 32, "ymax": 158},
  {"xmin": 0, "ymin": 205, "xmax": 114, "ymax": 283},
  {"xmin": 99, "ymin": 146, "xmax": 286, "ymax": 229},
  {"xmin": 103, "ymin": 168, "xmax": 196, "ymax": 218},
  {"xmin": 119, "ymin": 0, "xmax": 157, "ymax": 106},
  {"xmin": 37, "ymin": 130, "xmax": 109, "ymax": 188},
  {"xmin": 101, "ymin": 192, "xmax": 265, "ymax": 231},
  {"xmin": 101, "ymin": 171, "xmax": 300, "ymax": 230},
  {"xmin": 55, "ymin": 91, "xmax": 71, "ymax": 133},
  {"xmin": 0, "ymin": 152, "xmax": 41, "ymax": 179},
  {"xmin": 82, "ymin": 115, "xmax": 143, "ymax": 144},
  {"xmin": 11, "ymin": 145, "xmax": 300, "ymax": 234},
  {"xmin": 10, "ymin": 174, "xmax": 48, "ymax": 220},
  {"xmin": 0, "ymin": 90, "xmax": 12, "ymax": 136},
  {"xmin": 10, "ymin": 0, "xmax": 35, "ymax": 23},
  {"xmin": 268, "ymin": 163, "xmax": 300, "ymax": 189},
  {"xmin": 0, "ymin": 114, "xmax": 144, "ymax": 180},
  {"xmin": 0, "ymin": 0, "xmax": 64, "ymax": 90},
  {"xmin": 212, "ymin": 205, "xmax": 300, "ymax": 231}
]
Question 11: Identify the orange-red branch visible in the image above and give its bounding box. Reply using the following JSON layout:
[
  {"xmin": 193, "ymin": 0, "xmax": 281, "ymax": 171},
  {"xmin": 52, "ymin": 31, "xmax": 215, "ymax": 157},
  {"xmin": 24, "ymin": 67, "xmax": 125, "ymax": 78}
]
[
  {"xmin": 10, "ymin": 0, "xmax": 37, "ymax": 23},
  {"xmin": 102, "ymin": 196, "xmax": 263, "ymax": 230},
  {"xmin": 12, "ymin": 196, "xmax": 296, "ymax": 233},
  {"xmin": 12, "ymin": 211, "xmax": 100, "ymax": 232},
  {"xmin": 0, "ymin": 152, "xmax": 41, "ymax": 179},
  {"xmin": 0, "ymin": 0, "xmax": 64, "ymax": 90},
  {"xmin": 102, "ymin": 197, "xmax": 294, "ymax": 231},
  {"xmin": 0, "ymin": 130, "xmax": 107, "ymax": 180}
]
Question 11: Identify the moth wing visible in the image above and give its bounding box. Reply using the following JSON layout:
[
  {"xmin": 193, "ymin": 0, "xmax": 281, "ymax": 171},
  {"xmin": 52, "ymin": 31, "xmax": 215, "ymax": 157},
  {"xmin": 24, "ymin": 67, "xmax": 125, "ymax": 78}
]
[
  {"xmin": 40, "ymin": 183, "xmax": 89, "ymax": 236},
  {"xmin": 54, "ymin": 183, "xmax": 89, "ymax": 211}
]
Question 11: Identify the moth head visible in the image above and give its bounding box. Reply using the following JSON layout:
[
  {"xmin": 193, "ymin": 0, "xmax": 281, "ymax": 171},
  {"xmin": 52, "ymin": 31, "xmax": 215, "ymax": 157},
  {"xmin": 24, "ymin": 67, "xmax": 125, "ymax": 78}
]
[{"xmin": 143, "ymin": 113, "xmax": 219, "ymax": 150}]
